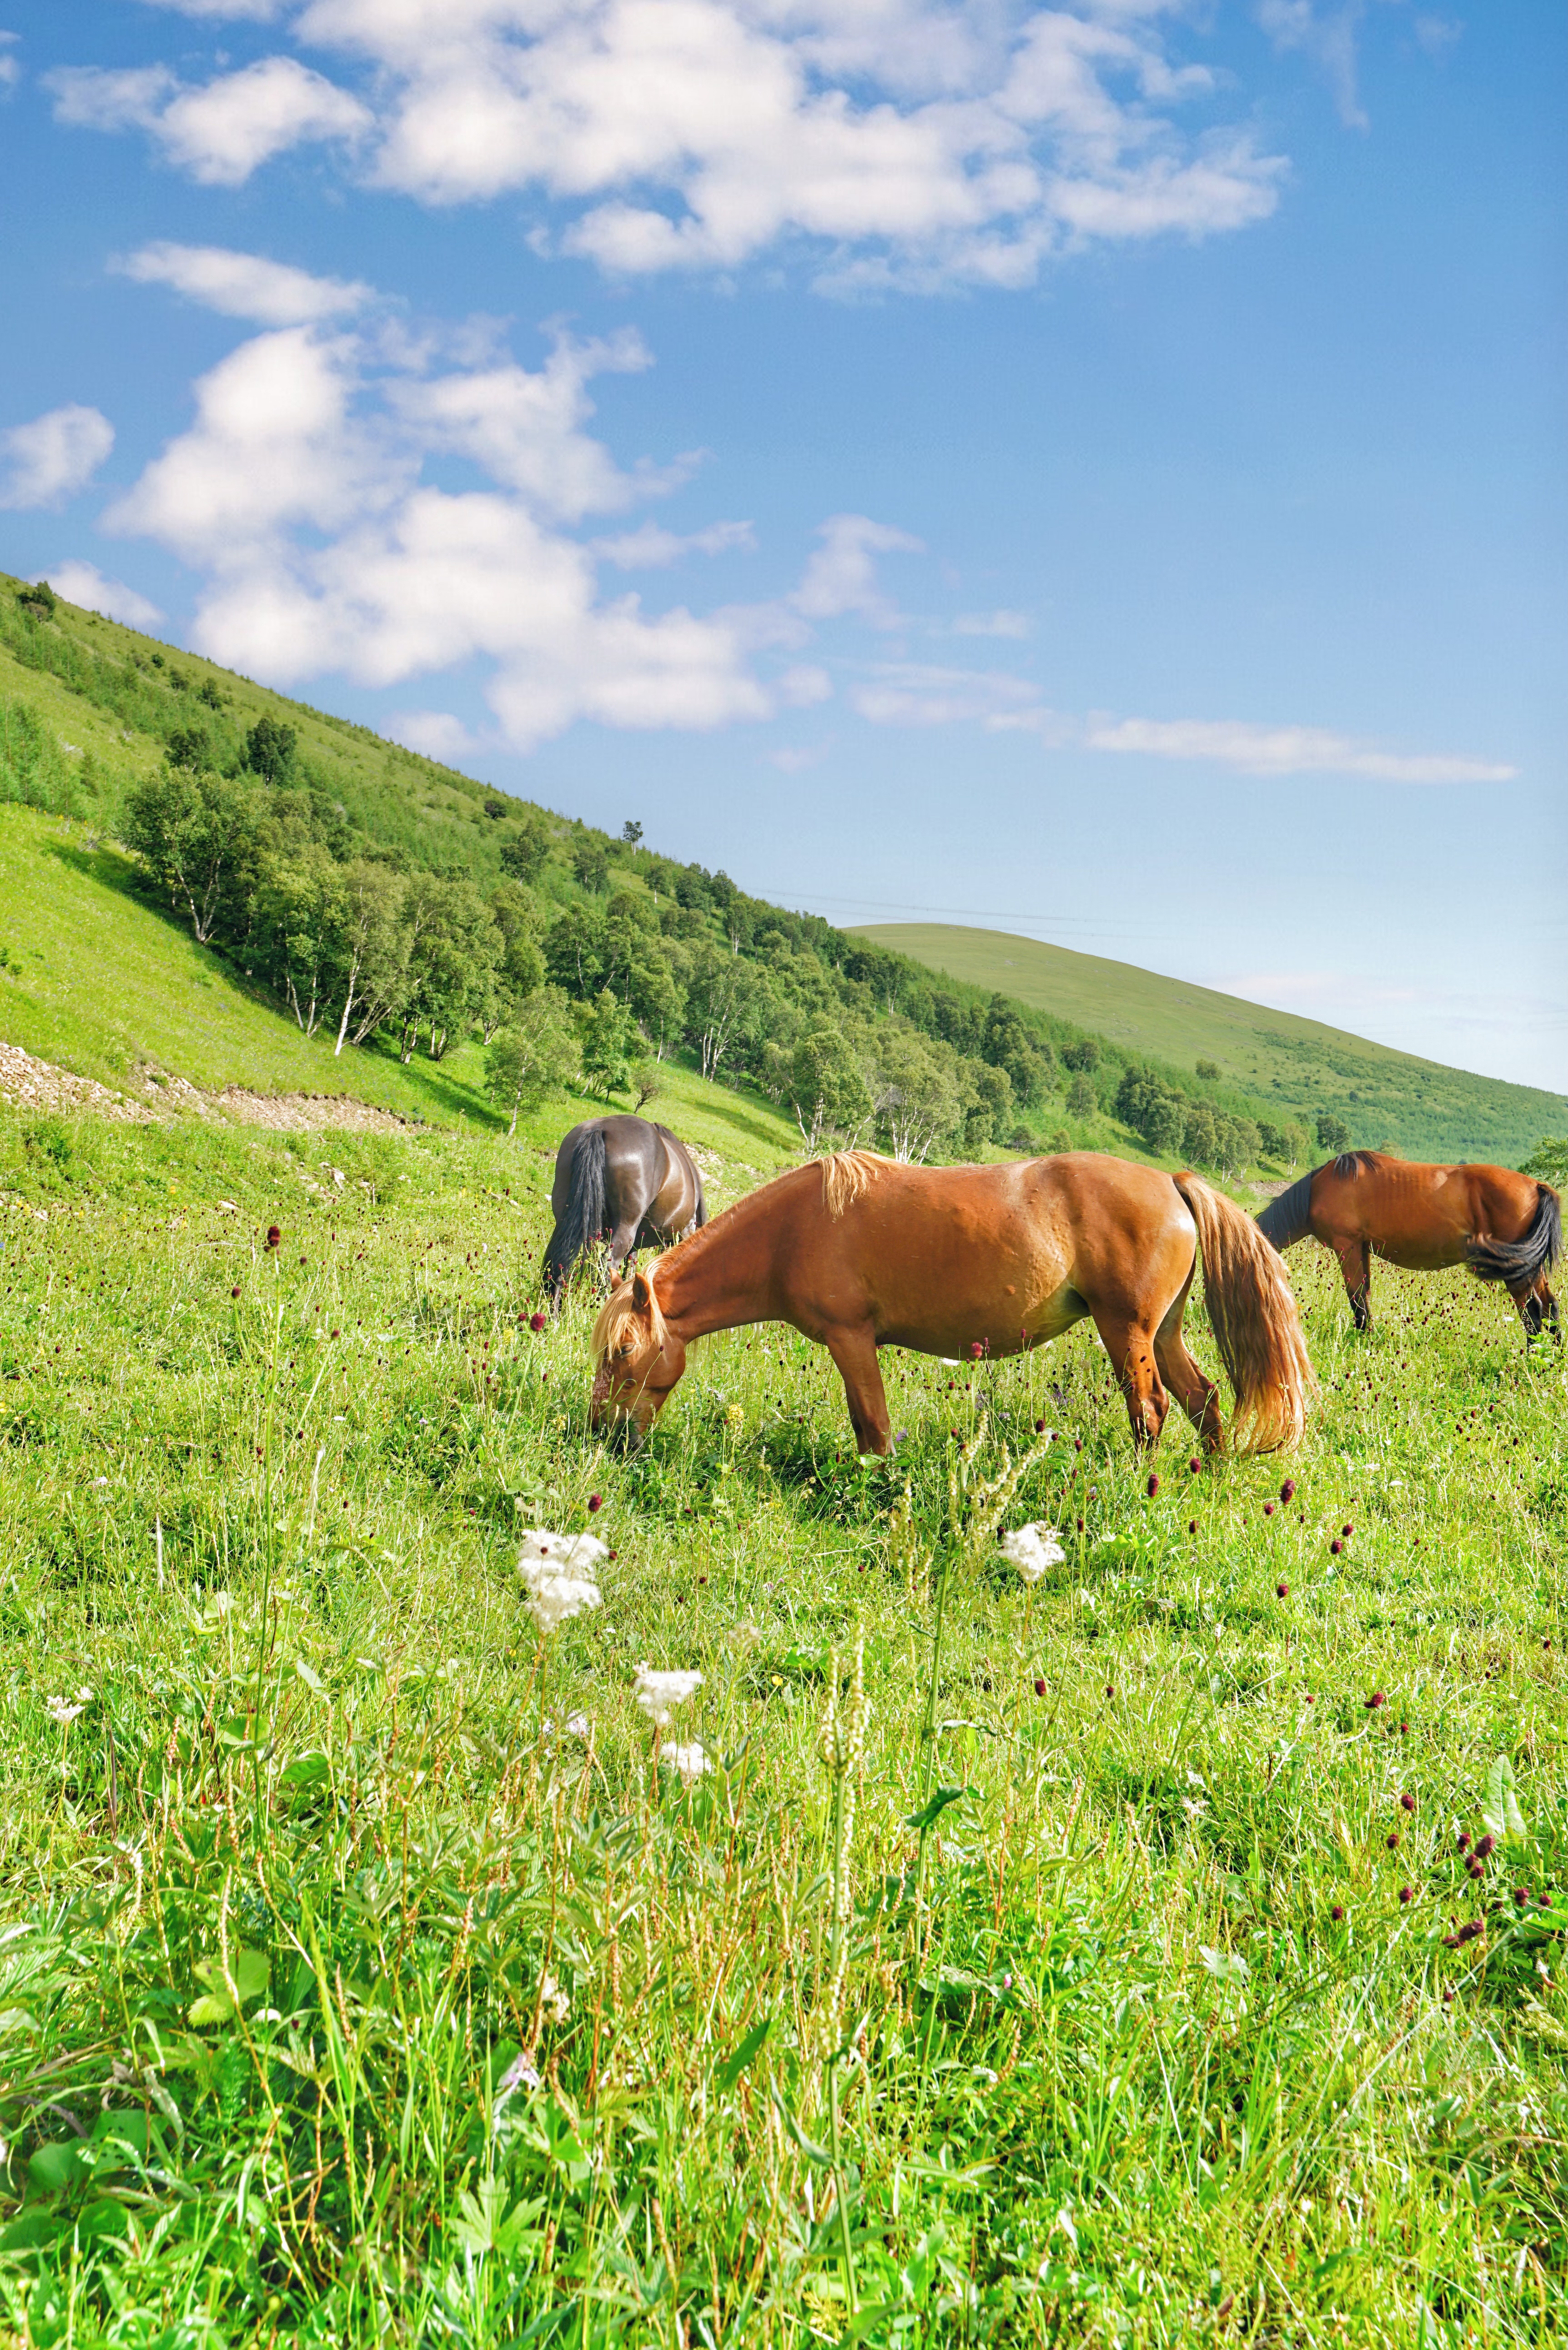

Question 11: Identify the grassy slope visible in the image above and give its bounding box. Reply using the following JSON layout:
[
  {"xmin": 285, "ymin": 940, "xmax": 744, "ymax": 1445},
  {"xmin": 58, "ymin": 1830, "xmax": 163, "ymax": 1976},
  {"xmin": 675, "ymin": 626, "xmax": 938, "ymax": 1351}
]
[
  {"xmin": 854, "ymin": 923, "xmax": 1568, "ymax": 1163},
  {"xmin": 0, "ymin": 1109, "xmax": 1562, "ymax": 2342}
]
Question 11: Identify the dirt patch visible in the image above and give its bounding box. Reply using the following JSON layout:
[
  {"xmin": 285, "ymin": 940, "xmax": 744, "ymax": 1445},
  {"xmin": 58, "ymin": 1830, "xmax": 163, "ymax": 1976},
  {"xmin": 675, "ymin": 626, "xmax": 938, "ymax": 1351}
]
[
  {"xmin": 0, "ymin": 1039, "xmax": 417, "ymax": 1135},
  {"xmin": 212, "ymin": 1087, "xmax": 415, "ymax": 1134},
  {"xmin": 0, "ymin": 1040, "xmax": 154, "ymax": 1124}
]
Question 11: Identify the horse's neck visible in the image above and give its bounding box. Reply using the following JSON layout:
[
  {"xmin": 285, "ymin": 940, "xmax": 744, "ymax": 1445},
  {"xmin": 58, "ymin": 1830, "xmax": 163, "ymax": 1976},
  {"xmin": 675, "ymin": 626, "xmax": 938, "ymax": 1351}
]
[{"xmin": 658, "ymin": 1216, "xmax": 767, "ymax": 1340}]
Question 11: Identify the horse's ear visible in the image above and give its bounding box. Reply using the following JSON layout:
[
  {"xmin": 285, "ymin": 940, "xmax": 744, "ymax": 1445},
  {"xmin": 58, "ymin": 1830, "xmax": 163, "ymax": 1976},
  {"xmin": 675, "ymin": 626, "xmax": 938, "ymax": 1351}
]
[{"xmin": 631, "ymin": 1271, "xmax": 653, "ymax": 1313}]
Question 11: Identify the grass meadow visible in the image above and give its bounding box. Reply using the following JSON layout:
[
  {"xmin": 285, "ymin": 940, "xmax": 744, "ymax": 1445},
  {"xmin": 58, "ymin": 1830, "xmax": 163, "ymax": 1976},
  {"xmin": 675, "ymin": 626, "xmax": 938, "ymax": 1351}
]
[{"xmin": 0, "ymin": 1103, "xmax": 1563, "ymax": 2347}]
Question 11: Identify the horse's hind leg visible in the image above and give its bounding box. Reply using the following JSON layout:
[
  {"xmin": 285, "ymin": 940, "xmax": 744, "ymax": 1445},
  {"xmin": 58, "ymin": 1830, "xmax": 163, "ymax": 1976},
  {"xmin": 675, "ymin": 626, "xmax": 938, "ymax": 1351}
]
[
  {"xmin": 1511, "ymin": 1275, "xmax": 1557, "ymax": 1344},
  {"xmin": 1332, "ymin": 1237, "xmax": 1372, "ymax": 1330},
  {"xmin": 1153, "ymin": 1270, "xmax": 1223, "ymax": 1454},
  {"xmin": 1090, "ymin": 1308, "xmax": 1169, "ymax": 1451},
  {"xmin": 823, "ymin": 1325, "xmax": 892, "ymax": 1457}
]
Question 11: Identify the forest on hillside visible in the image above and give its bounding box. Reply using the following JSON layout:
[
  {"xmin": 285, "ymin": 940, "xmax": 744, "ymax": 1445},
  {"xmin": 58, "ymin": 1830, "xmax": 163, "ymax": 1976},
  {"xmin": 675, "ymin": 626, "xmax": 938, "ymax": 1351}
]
[{"xmin": 0, "ymin": 576, "xmax": 1388, "ymax": 1174}]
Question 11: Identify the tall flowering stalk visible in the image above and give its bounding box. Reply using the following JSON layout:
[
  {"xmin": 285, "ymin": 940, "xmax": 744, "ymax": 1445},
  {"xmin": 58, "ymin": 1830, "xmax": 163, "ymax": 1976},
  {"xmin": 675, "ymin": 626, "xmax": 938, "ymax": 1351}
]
[{"xmin": 815, "ymin": 1629, "xmax": 867, "ymax": 2315}]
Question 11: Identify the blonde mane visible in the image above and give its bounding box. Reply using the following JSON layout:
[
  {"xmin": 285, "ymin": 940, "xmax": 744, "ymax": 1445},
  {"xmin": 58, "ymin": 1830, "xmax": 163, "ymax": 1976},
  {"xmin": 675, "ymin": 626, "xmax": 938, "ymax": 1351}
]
[
  {"xmin": 591, "ymin": 1260, "xmax": 666, "ymax": 1366},
  {"xmin": 822, "ymin": 1149, "xmax": 887, "ymax": 1220}
]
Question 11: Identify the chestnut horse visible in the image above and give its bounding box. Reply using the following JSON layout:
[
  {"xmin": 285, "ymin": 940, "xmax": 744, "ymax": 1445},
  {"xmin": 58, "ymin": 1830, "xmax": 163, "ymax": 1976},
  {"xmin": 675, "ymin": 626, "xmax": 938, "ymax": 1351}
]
[
  {"xmin": 1256, "ymin": 1151, "xmax": 1561, "ymax": 1338},
  {"xmin": 543, "ymin": 1115, "xmax": 705, "ymax": 1304},
  {"xmin": 591, "ymin": 1150, "xmax": 1313, "ymax": 1458}
]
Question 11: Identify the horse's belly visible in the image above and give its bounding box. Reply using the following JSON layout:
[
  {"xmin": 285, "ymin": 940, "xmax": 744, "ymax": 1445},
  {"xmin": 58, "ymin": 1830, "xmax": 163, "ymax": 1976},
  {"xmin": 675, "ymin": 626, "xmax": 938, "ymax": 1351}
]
[{"xmin": 878, "ymin": 1275, "xmax": 1085, "ymax": 1359}]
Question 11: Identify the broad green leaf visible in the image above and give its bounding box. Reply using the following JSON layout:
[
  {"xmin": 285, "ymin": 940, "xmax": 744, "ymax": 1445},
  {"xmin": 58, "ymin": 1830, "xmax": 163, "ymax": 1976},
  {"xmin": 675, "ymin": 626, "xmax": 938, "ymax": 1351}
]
[
  {"xmin": 906, "ymin": 1785, "xmax": 971, "ymax": 1835},
  {"xmin": 293, "ymin": 1657, "xmax": 326, "ymax": 1695},
  {"xmin": 771, "ymin": 2089, "xmax": 832, "ymax": 2166},
  {"xmin": 715, "ymin": 2016, "xmax": 773, "ymax": 2094},
  {"xmin": 1483, "ymin": 1755, "xmax": 1528, "ymax": 1847}
]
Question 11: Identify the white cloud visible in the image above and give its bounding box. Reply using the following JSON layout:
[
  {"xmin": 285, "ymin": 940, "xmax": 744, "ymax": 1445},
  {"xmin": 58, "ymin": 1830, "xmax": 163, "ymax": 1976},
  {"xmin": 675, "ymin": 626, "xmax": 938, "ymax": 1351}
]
[
  {"xmin": 102, "ymin": 311, "xmax": 819, "ymax": 752},
  {"xmin": 792, "ymin": 514, "xmax": 923, "ymax": 627},
  {"xmin": 593, "ymin": 518, "xmax": 755, "ymax": 567},
  {"xmin": 0, "ymin": 34, "xmax": 19, "ymax": 91},
  {"xmin": 135, "ymin": 0, "xmax": 284, "ymax": 15},
  {"xmin": 1256, "ymin": 2, "xmax": 1367, "ymax": 132},
  {"xmin": 117, "ymin": 240, "xmax": 374, "ymax": 325},
  {"xmin": 0, "ymin": 405, "xmax": 115, "ymax": 509},
  {"xmin": 40, "ymin": 560, "xmax": 163, "ymax": 628},
  {"xmin": 388, "ymin": 708, "xmax": 479, "ymax": 761},
  {"xmin": 48, "ymin": 55, "xmax": 369, "ymax": 185},
  {"xmin": 953, "ymin": 608, "xmax": 1029, "ymax": 638},
  {"xmin": 64, "ymin": 3, "xmax": 1288, "ymax": 287},
  {"xmin": 1085, "ymin": 714, "xmax": 1517, "ymax": 783},
  {"xmin": 850, "ymin": 659, "xmax": 1041, "ymax": 727}
]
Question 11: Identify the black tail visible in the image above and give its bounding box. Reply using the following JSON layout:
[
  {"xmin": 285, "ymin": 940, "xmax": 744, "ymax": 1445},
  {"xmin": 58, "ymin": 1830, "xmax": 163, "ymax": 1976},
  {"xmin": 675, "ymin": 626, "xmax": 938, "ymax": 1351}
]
[
  {"xmin": 694, "ymin": 1181, "xmax": 708, "ymax": 1230},
  {"xmin": 1256, "ymin": 1167, "xmax": 1320, "ymax": 1255},
  {"xmin": 544, "ymin": 1126, "xmax": 608, "ymax": 1298},
  {"xmin": 1467, "ymin": 1184, "xmax": 1562, "ymax": 1287}
]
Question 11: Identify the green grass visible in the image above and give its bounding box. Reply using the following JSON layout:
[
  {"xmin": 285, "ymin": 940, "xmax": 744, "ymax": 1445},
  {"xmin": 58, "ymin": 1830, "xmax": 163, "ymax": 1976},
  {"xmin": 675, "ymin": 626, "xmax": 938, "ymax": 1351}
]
[
  {"xmin": 0, "ymin": 1106, "xmax": 1563, "ymax": 2345},
  {"xmin": 854, "ymin": 924, "xmax": 1568, "ymax": 1165}
]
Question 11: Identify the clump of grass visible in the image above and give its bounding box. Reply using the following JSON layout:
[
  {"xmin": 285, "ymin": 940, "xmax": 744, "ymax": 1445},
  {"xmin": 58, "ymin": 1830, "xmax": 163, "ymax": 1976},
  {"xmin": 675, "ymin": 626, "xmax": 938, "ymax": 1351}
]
[{"xmin": 0, "ymin": 1105, "xmax": 1563, "ymax": 2343}]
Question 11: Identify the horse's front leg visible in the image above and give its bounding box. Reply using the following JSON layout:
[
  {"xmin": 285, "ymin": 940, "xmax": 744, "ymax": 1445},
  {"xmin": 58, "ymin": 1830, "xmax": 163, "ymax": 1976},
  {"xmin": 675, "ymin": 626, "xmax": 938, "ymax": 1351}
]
[
  {"xmin": 1332, "ymin": 1237, "xmax": 1372, "ymax": 1330},
  {"xmin": 823, "ymin": 1325, "xmax": 892, "ymax": 1458},
  {"xmin": 1090, "ymin": 1309, "xmax": 1169, "ymax": 1451}
]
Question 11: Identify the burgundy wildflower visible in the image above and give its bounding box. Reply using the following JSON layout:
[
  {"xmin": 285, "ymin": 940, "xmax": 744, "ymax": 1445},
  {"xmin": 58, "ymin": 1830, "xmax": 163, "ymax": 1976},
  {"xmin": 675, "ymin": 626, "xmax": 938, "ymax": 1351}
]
[
  {"xmin": 1400, "ymin": 1792, "xmax": 1416, "ymax": 1812},
  {"xmin": 1035, "ymin": 1418, "xmax": 1047, "ymax": 1433},
  {"xmin": 1264, "ymin": 1501, "xmax": 1274, "ymax": 1516},
  {"xmin": 1188, "ymin": 1519, "xmax": 1197, "ymax": 1535},
  {"xmin": 1330, "ymin": 1904, "xmax": 1345, "ymax": 1922},
  {"xmin": 1513, "ymin": 1888, "xmax": 1528, "ymax": 1908},
  {"xmin": 1330, "ymin": 1538, "xmax": 1342, "ymax": 1556},
  {"xmin": 231, "ymin": 1284, "xmax": 241, "ymax": 1298},
  {"xmin": 1456, "ymin": 1830, "xmax": 1470, "ymax": 1852},
  {"xmin": 529, "ymin": 1311, "xmax": 547, "ymax": 1332},
  {"xmin": 587, "ymin": 1492, "xmax": 603, "ymax": 1513},
  {"xmin": 1386, "ymin": 1832, "xmax": 1401, "ymax": 1851},
  {"xmin": 1280, "ymin": 1478, "xmax": 1297, "ymax": 1504},
  {"xmin": 1364, "ymin": 1691, "xmax": 1385, "ymax": 1710},
  {"xmin": 265, "ymin": 1225, "xmax": 281, "ymax": 1250},
  {"xmin": 1342, "ymin": 1523, "xmax": 1353, "ymax": 1538},
  {"xmin": 1277, "ymin": 1580, "xmax": 1288, "ymax": 1598},
  {"xmin": 1034, "ymin": 1677, "xmax": 1046, "ymax": 1697},
  {"xmin": 1399, "ymin": 1886, "xmax": 1413, "ymax": 1905},
  {"xmin": 1475, "ymin": 1833, "xmax": 1497, "ymax": 1858},
  {"xmin": 1146, "ymin": 1473, "xmax": 1159, "ymax": 1498},
  {"xmin": 1188, "ymin": 1456, "xmax": 1201, "ymax": 1473}
]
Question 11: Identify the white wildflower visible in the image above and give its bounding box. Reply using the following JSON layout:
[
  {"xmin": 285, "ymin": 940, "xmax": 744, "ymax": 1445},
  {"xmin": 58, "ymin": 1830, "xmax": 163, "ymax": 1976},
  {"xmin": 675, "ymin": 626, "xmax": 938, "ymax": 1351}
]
[
  {"xmin": 494, "ymin": 2049, "xmax": 541, "ymax": 2117},
  {"xmin": 519, "ymin": 1560, "xmax": 601, "ymax": 1635},
  {"xmin": 658, "ymin": 1739, "xmax": 711, "ymax": 1786},
  {"xmin": 539, "ymin": 1973, "xmax": 571, "ymax": 2024},
  {"xmin": 46, "ymin": 1692, "xmax": 90, "ymax": 1727},
  {"xmin": 997, "ymin": 1522, "xmax": 1066, "ymax": 1585},
  {"xmin": 633, "ymin": 1665, "xmax": 702, "ymax": 1727},
  {"xmin": 518, "ymin": 1528, "xmax": 609, "ymax": 1570}
]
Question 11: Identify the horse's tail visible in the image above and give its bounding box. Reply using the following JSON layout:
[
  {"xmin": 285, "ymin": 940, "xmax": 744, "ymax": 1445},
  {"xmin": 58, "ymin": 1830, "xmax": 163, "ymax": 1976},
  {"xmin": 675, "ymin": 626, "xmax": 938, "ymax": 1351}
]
[
  {"xmin": 544, "ymin": 1125, "xmax": 608, "ymax": 1298},
  {"xmin": 1174, "ymin": 1172, "xmax": 1316, "ymax": 1453},
  {"xmin": 1256, "ymin": 1165, "xmax": 1321, "ymax": 1254},
  {"xmin": 1466, "ymin": 1183, "xmax": 1562, "ymax": 1288}
]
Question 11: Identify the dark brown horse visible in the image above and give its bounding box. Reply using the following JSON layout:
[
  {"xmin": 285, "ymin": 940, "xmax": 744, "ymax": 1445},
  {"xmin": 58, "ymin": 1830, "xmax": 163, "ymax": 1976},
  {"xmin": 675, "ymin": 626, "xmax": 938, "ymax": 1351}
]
[
  {"xmin": 543, "ymin": 1115, "xmax": 705, "ymax": 1304},
  {"xmin": 1257, "ymin": 1151, "xmax": 1561, "ymax": 1338},
  {"xmin": 591, "ymin": 1150, "xmax": 1313, "ymax": 1457}
]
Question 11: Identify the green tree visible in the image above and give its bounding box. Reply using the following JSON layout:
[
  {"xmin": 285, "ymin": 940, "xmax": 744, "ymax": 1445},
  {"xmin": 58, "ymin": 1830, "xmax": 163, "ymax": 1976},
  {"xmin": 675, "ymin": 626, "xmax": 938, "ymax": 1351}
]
[
  {"xmin": 684, "ymin": 943, "xmax": 761, "ymax": 1083},
  {"xmin": 1182, "ymin": 1102, "xmax": 1221, "ymax": 1166},
  {"xmin": 121, "ymin": 765, "xmax": 264, "ymax": 944},
  {"xmin": 331, "ymin": 861, "xmax": 409, "ymax": 1055},
  {"xmin": 786, "ymin": 1023, "xmax": 872, "ymax": 1152},
  {"xmin": 1196, "ymin": 1057, "xmax": 1220, "ymax": 1081},
  {"xmin": 1521, "ymin": 1137, "xmax": 1568, "ymax": 1187},
  {"xmin": 869, "ymin": 1025, "xmax": 964, "ymax": 1163},
  {"xmin": 1066, "ymin": 1072, "xmax": 1097, "ymax": 1120},
  {"xmin": 1061, "ymin": 1038, "xmax": 1100, "ymax": 1074},
  {"xmin": 17, "ymin": 578, "xmax": 56, "ymax": 621},
  {"xmin": 486, "ymin": 987, "xmax": 578, "ymax": 1135},
  {"xmin": 1316, "ymin": 1110, "xmax": 1351, "ymax": 1154},
  {"xmin": 1283, "ymin": 1119, "xmax": 1311, "ymax": 1169},
  {"xmin": 980, "ymin": 993, "xmax": 1048, "ymax": 1102},
  {"xmin": 627, "ymin": 948, "xmax": 685, "ymax": 1059},
  {"xmin": 244, "ymin": 715, "xmax": 297, "ymax": 783},
  {"xmin": 489, "ymin": 881, "xmax": 545, "ymax": 1015},
  {"xmin": 622, "ymin": 819, "xmax": 643, "ymax": 845},
  {"xmin": 963, "ymin": 1060, "xmax": 1013, "ymax": 1152},
  {"xmin": 572, "ymin": 835, "xmax": 611, "ymax": 893},
  {"xmin": 544, "ymin": 903, "xmax": 606, "ymax": 998},
  {"xmin": 578, "ymin": 989, "xmax": 639, "ymax": 1098},
  {"xmin": 164, "ymin": 726, "xmax": 211, "ymax": 774},
  {"xmin": 397, "ymin": 876, "xmax": 503, "ymax": 1061},
  {"xmin": 1258, "ymin": 1120, "xmax": 1287, "ymax": 1162},
  {"xmin": 1221, "ymin": 1116, "xmax": 1261, "ymax": 1176},
  {"xmin": 254, "ymin": 845, "xmax": 346, "ymax": 1035},
  {"xmin": 499, "ymin": 809, "xmax": 553, "ymax": 884}
]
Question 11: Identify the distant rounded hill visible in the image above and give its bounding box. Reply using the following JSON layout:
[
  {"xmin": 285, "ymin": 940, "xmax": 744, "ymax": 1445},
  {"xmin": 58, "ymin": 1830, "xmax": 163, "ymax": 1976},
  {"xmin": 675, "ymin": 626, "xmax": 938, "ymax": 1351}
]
[{"xmin": 850, "ymin": 924, "xmax": 1568, "ymax": 1165}]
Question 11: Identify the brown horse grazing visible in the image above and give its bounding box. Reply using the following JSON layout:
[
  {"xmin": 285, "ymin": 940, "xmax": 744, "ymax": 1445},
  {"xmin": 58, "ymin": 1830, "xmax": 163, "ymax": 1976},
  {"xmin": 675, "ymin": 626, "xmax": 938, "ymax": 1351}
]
[
  {"xmin": 1257, "ymin": 1151, "xmax": 1562, "ymax": 1338},
  {"xmin": 543, "ymin": 1115, "xmax": 705, "ymax": 1304},
  {"xmin": 591, "ymin": 1150, "xmax": 1313, "ymax": 1458}
]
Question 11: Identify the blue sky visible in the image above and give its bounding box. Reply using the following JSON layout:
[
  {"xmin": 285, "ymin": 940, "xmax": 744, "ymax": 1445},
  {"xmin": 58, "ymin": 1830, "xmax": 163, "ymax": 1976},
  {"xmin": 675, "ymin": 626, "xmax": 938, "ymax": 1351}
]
[{"xmin": 0, "ymin": 1, "xmax": 1562, "ymax": 1088}]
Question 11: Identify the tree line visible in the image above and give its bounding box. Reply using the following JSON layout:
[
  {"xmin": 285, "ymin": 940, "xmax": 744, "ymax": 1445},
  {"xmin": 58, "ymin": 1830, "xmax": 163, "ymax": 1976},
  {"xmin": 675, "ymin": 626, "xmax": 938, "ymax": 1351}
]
[{"xmin": 2, "ymin": 575, "xmax": 1364, "ymax": 1171}]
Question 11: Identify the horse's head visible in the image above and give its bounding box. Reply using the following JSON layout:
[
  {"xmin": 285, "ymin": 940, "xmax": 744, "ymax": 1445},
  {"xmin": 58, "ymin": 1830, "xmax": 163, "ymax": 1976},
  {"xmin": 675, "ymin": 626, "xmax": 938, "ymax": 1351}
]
[{"xmin": 590, "ymin": 1266, "xmax": 686, "ymax": 1445}]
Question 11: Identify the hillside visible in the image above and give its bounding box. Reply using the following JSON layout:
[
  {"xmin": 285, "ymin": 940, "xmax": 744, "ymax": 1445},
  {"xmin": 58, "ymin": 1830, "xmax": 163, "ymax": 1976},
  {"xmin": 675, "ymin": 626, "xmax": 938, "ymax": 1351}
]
[
  {"xmin": 1, "ymin": 563, "xmax": 1561, "ymax": 1179},
  {"xmin": 854, "ymin": 924, "xmax": 1568, "ymax": 1165}
]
